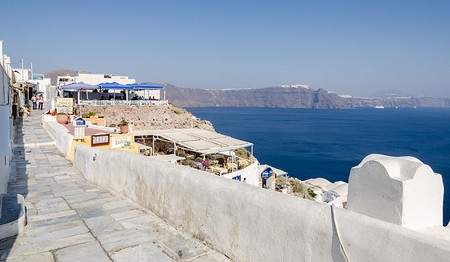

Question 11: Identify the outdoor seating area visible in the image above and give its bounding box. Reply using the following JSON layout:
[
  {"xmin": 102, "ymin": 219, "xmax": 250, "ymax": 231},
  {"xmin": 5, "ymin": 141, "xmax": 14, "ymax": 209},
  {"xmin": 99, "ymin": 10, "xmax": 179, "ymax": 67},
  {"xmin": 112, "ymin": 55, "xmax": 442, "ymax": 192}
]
[
  {"xmin": 134, "ymin": 128, "xmax": 255, "ymax": 177},
  {"xmin": 59, "ymin": 82, "xmax": 167, "ymax": 106}
]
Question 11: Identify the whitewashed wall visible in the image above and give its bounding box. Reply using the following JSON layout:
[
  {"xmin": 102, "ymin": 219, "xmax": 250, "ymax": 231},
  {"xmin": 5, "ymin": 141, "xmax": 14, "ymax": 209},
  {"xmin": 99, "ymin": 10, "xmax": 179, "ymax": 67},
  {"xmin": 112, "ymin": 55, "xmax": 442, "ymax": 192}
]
[
  {"xmin": 0, "ymin": 40, "xmax": 12, "ymax": 195},
  {"xmin": 72, "ymin": 144, "xmax": 450, "ymax": 262}
]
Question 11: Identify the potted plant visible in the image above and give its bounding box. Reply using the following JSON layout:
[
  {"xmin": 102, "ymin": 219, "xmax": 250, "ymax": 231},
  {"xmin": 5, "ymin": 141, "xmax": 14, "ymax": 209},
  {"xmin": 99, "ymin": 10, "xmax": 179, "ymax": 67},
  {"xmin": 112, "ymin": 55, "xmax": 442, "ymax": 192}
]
[
  {"xmin": 118, "ymin": 119, "xmax": 129, "ymax": 133},
  {"xmin": 56, "ymin": 112, "xmax": 69, "ymax": 124},
  {"xmin": 24, "ymin": 103, "xmax": 31, "ymax": 112}
]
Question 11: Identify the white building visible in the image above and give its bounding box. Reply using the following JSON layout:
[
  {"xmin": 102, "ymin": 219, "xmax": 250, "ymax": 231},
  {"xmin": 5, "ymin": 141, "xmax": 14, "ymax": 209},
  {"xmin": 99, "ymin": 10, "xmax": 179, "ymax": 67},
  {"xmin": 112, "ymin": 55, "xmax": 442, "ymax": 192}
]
[
  {"xmin": 0, "ymin": 40, "xmax": 14, "ymax": 196},
  {"xmin": 57, "ymin": 72, "xmax": 135, "ymax": 86},
  {"xmin": 304, "ymin": 178, "xmax": 348, "ymax": 208},
  {"xmin": 58, "ymin": 72, "xmax": 163, "ymax": 101}
]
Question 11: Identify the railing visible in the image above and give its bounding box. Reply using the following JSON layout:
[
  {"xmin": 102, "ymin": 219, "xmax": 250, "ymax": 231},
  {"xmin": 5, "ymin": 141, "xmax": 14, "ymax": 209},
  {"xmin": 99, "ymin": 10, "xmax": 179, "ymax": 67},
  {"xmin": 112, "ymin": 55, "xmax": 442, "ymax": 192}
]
[{"xmin": 78, "ymin": 100, "xmax": 168, "ymax": 106}]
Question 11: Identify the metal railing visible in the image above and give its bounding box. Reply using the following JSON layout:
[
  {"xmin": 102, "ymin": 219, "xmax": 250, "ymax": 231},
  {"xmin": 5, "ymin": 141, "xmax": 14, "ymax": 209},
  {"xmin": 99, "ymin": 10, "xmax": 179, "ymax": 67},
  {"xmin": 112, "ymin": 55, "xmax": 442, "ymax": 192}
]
[{"xmin": 78, "ymin": 100, "xmax": 168, "ymax": 106}]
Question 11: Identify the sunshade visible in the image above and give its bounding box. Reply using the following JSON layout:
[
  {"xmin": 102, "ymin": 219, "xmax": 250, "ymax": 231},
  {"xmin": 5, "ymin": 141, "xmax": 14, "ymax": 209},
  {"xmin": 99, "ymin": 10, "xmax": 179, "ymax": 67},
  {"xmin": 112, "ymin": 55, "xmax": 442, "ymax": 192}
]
[
  {"xmin": 129, "ymin": 83, "xmax": 164, "ymax": 90},
  {"xmin": 98, "ymin": 82, "xmax": 133, "ymax": 90},
  {"xmin": 60, "ymin": 82, "xmax": 98, "ymax": 91}
]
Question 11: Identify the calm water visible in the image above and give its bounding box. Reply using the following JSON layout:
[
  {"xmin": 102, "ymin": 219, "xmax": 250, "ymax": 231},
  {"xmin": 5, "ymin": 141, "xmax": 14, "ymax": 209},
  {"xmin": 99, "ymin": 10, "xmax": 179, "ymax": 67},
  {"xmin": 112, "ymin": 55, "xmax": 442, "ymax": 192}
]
[{"xmin": 188, "ymin": 107, "xmax": 450, "ymax": 224}]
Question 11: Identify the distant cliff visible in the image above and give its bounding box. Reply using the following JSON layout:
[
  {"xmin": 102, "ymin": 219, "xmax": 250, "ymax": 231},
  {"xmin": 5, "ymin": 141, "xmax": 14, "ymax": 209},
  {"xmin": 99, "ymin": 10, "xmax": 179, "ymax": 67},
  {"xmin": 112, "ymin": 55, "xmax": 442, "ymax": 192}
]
[
  {"xmin": 165, "ymin": 84, "xmax": 450, "ymax": 108},
  {"xmin": 166, "ymin": 85, "xmax": 354, "ymax": 109}
]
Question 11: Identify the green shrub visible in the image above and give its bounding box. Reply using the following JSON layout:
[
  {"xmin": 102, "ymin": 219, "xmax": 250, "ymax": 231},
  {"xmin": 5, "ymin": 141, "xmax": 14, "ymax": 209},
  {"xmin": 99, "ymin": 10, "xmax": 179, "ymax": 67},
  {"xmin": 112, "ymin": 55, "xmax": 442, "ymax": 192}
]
[{"xmin": 172, "ymin": 107, "xmax": 186, "ymax": 115}]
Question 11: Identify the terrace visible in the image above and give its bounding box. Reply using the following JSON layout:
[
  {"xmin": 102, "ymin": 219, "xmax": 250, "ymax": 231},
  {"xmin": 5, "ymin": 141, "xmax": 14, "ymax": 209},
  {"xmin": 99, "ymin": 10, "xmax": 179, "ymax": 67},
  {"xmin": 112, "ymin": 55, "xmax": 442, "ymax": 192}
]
[{"xmin": 134, "ymin": 129, "xmax": 258, "ymax": 183}]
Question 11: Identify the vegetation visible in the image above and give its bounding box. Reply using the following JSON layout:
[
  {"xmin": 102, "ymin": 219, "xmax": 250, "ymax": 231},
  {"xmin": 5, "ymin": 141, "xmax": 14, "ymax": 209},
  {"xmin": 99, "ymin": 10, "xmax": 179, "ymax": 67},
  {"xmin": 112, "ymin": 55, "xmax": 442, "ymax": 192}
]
[
  {"xmin": 235, "ymin": 148, "xmax": 251, "ymax": 159},
  {"xmin": 88, "ymin": 111, "xmax": 96, "ymax": 117},
  {"xmin": 118, "ymin": 119, "xmax": 129, "ymax": 126},
  {"xmin": 172, "ymin": 106, "xmax": 186, "ymax": 115},
  {"xmin": 289, "ymin": 178, "xmax": 316, "ymax": 200},
  {"xmin": 24, "ymin": 103, "xmax": 30, "ymax": 108}
]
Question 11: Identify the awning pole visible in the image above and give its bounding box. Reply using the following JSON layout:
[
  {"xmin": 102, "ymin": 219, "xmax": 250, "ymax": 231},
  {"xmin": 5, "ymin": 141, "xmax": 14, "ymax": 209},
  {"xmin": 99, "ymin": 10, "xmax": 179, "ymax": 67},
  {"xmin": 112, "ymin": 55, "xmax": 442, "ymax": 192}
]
[{"xmin": 152, "ymin": 136, "xmax": 155, "ymax": 156}]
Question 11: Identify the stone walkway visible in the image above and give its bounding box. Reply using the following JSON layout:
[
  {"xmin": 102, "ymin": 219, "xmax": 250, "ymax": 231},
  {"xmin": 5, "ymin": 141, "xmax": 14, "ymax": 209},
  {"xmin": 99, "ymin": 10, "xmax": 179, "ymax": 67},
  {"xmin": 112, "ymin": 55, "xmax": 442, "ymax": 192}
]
[{"xmin": 0, "ymin": 111, "xmax": 229, "ymax": 262}]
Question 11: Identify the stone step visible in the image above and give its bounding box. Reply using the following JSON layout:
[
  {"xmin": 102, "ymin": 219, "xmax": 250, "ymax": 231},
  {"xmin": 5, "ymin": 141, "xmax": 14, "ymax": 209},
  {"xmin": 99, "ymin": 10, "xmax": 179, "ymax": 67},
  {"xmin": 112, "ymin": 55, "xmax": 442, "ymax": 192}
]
[{"xmin": 0, "ymin": 194, "xmax": 27, "ymax": 240}]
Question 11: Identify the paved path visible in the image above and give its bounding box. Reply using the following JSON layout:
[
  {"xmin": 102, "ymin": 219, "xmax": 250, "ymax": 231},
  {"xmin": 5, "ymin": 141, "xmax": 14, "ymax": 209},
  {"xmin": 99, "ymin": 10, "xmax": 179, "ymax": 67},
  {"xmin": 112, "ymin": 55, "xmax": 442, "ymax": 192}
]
[{"xmin": 0, "ymin": 111, "xmax": 229, "ymax": 262}]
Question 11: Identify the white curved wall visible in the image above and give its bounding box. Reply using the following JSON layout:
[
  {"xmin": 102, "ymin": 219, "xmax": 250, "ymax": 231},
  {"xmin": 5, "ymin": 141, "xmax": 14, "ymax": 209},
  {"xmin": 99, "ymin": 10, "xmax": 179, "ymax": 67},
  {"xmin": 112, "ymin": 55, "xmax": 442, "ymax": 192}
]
[
  {"xmin": 73, "ymin": 145, "xmax": 450, "ymax": 262},
  {"xmin": 348, "ymin": 154, "xmax": 444, "ymax": 229}
]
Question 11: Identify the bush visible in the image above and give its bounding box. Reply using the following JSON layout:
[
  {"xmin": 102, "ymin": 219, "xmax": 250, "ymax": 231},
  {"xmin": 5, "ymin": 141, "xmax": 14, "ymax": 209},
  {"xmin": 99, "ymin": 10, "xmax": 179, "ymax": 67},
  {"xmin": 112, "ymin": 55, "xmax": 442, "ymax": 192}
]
[{"xmin": 172, "ymin": 107, "xmax": 186, "ymax": 115}]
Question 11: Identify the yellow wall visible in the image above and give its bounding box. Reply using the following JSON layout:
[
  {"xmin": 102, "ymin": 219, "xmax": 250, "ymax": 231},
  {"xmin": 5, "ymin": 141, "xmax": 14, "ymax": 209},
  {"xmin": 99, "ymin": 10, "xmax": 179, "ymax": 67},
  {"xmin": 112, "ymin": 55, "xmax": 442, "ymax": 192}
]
[{"xmin": 68, "ymin": 133, "xmax": 138, "ymax": 161}]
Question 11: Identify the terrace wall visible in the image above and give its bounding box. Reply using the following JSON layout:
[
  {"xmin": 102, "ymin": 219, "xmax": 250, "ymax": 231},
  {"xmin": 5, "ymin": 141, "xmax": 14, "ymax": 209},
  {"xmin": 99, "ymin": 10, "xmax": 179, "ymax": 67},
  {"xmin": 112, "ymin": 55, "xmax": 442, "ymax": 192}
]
[{"xmin": 73, "ymin": 144, "xmax": 450, "ymax": 262}]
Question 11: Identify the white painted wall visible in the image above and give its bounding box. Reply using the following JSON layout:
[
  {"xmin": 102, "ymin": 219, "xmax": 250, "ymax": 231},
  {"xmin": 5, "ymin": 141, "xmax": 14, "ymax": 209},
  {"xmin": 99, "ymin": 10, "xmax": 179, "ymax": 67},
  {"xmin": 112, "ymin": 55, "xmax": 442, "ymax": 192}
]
[
  {"xmin": 42, "ymin": 117, "xmax": 73, "ymax": 157},
  {"xmin": 77, "ymin": 73, "xmax": 135, "ymax": 85},
  {"xmin": 70, "ymin": 144, "xmax": 450, "ymax": 262},
  {"xmin": 0, "ymin": 40, "xmax": 12, "ymax": 196},
  {"xmin": 347, "ymin": 154, "xmax": 444, "ymax": 229},
  {"xmin": 222, "ymin": 162, "xmax": 259, "ymax": 186}
]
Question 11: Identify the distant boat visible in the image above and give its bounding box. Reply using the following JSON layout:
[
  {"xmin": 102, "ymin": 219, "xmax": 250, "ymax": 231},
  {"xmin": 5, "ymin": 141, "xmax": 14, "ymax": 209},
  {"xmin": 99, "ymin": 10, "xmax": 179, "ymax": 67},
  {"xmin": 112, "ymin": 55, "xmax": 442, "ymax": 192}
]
[{"xmin": 374, "ymin": 106, "xmax": 385, "ymax": 109}]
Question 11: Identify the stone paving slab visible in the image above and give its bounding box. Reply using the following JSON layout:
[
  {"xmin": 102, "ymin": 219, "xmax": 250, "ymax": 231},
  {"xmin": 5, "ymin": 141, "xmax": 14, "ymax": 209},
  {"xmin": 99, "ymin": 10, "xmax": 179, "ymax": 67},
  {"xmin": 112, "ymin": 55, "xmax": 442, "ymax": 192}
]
[
  {"xmin": 54, "ymin": 241, "xmax": 110, "ymax": 262},
  {"xmin": 0, "ymin": 113, "xmax": 230, "ymax": 261}
]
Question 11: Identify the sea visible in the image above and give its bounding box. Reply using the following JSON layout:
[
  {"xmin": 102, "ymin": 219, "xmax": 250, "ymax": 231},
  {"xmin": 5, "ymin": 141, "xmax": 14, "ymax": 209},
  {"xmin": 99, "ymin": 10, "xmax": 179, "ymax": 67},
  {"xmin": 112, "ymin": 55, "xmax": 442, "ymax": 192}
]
[{"xmin": 187, "ymin": 107, "xmax": 450, "ymax": 224}]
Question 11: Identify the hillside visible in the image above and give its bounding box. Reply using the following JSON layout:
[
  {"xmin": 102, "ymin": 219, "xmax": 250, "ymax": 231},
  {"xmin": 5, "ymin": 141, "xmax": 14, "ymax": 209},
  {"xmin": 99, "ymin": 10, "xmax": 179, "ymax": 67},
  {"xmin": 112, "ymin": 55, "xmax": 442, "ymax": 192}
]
[
  {"xmin": 44, "ymin": 69, "xmax": 450, "ymax": 108},
  {"xmin": 165, "ymin": 85, "xmax": 354, "ymax": 109},
  {"xmin": 166, "ymin": 84, "xmax": 450, "ymax": 108}
]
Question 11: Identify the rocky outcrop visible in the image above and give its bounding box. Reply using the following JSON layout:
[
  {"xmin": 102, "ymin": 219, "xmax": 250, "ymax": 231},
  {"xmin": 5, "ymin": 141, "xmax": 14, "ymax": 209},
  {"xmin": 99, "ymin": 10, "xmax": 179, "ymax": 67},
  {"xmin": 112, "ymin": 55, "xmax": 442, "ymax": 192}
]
[{"xmin": 79, "ymin": 105, "xmax": 214, "ymax": 131}]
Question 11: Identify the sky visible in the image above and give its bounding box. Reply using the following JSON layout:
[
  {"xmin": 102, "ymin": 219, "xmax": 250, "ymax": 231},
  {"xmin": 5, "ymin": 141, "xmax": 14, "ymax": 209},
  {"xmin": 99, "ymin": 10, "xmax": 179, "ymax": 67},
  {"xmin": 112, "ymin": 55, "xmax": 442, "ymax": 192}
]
[{"xmin": 1, "ymin": 0, "xmax": 449, "ymax": 97}]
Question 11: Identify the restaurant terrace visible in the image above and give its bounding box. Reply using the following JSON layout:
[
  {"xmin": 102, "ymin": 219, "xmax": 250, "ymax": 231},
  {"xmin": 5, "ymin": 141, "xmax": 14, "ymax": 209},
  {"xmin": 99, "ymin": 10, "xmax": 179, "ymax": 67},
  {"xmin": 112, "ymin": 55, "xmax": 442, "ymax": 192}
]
[
  {"xmin": 60, "ymin": 82, "xmax": 167, "ymax": 106},
  {"xmin": 133, "ymin": 129, "xmax": 256, "ymax": 178}
]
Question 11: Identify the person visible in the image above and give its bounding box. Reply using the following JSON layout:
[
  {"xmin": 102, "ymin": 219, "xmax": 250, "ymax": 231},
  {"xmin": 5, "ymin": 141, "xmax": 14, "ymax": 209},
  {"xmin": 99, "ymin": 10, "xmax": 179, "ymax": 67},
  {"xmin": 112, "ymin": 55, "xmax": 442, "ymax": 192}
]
[
  {"xmin": 243, "ymin": 178, "xmax": 247, "ymax": 183},
  {"xmin": 201, "ymin": 160, "xmax": 209, "ymax": 171},
  {"xmin": 31, "ymin": 95, "xmax": 37, "ymax": 110},
  {"xmin": 38, "ymin": 95, "xmax": 44, "ymax": 110}
]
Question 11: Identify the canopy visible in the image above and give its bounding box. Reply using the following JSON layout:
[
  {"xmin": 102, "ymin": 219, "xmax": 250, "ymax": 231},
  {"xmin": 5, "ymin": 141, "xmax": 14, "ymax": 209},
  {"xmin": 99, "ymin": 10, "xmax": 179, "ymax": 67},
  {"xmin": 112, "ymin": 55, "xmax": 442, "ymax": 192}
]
[
  {"xmin": 60, "ymin": 82, "xmax": 98, "ymax": 91},
  {"xmin": 134, "ymin": 129, "xmax": 253, "ymax": 155},
  {"xmin": 98, "ymin": 82, "xmax": 133, "ymax": 90},
  {"xmin": 130, "ymin": 83, "xmax": 164, "ymax": 90}
]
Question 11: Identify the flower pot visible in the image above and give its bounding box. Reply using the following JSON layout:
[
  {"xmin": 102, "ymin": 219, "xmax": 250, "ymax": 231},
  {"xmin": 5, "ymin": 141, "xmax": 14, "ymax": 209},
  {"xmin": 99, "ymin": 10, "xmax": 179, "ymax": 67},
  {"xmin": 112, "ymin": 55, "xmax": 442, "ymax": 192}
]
[
  {"xmin": 56, "ymin": 114, "xmax": 69, "ymax": 124},
  {"xmin": 119, "ymin": 125, "xmax": 129, "ymax": 134}
]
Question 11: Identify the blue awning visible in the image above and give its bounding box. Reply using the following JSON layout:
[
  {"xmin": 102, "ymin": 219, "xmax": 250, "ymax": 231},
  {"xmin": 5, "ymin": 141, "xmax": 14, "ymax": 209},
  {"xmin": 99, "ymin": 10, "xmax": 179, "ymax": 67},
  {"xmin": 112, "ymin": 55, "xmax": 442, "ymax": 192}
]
[
  {"xmin": 98, "ymin": 82, "xmax": 134, "ymax": 90},
  {"xmin": 130, "ymin": 83, "xmax": 164, "ymax": 90},
  {"xmin": 60, "ymin": 82, "xmax": 98, "ymax": 91}
]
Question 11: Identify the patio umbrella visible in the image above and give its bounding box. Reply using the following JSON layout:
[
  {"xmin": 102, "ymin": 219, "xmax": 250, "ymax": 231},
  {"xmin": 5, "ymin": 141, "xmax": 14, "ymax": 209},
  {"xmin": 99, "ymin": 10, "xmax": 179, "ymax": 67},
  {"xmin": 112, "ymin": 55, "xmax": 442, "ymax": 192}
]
[
  {"xmin": 60, "ymin": 82, "xmax": 99, "ymax": 103},
  {"xmin": 60, "ymin": 82, "xmax": 98, "ymax": 91}
]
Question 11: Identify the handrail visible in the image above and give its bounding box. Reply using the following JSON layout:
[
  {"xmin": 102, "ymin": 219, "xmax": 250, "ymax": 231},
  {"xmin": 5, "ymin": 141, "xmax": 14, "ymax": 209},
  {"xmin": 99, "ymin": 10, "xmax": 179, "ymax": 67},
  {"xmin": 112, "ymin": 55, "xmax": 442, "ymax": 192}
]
[{"xmin": 78, "ymin": 100, "xmax": 168, "ymax": 106}]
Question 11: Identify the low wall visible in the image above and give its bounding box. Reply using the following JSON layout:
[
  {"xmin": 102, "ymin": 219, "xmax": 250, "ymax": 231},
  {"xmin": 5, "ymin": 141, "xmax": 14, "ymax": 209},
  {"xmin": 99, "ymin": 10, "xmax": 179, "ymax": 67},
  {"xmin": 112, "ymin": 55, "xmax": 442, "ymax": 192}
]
[
  {"xmin": 0, "ymin": 194, "xmax": 27, "ymax": 239},
  {"xmin": 74, "ymin": 145, "xmax": 450, "ymax": 262},
  {"xmin": 42, "ymin": 116, "xmax": 73, "ymax": 157}
]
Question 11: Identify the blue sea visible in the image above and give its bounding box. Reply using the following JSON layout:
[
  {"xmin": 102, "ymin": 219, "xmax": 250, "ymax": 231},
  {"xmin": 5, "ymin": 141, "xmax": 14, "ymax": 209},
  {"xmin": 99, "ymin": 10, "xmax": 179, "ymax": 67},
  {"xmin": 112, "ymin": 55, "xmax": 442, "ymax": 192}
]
[{"xmin": 188, "ymin": 107, "xmax": 450, "ymax": 224}]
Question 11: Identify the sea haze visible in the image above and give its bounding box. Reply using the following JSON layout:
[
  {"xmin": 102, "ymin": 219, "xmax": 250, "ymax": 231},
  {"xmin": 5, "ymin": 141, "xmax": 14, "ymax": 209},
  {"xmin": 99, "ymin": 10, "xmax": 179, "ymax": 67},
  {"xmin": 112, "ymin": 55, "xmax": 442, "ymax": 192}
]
[{"xmin": 188, "ymin": 107, "xmax": 450, "ymax": 224}]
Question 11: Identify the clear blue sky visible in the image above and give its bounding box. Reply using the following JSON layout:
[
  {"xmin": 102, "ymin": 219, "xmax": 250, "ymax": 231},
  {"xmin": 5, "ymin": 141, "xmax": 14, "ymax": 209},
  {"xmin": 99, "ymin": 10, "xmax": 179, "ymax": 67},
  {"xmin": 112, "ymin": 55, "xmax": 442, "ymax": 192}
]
[{"xmin": 1, "ymin": 0, "xmax": 449, "ymax": 96}]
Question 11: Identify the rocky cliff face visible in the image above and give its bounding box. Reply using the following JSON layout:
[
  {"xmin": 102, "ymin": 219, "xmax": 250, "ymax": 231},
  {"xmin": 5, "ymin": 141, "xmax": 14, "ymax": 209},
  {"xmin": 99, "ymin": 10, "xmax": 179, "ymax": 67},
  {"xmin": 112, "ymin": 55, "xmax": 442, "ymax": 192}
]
[
  {"xmin": 166, "ymin": 85, "xmax": 354, "ymax": 109},
  {"xmin": 166, "ymin": 84, "xmax": 450, "ymax": 108},
  {"xmin": 79, "ymin": 104, "xmax": 214, "ymax": 131}
]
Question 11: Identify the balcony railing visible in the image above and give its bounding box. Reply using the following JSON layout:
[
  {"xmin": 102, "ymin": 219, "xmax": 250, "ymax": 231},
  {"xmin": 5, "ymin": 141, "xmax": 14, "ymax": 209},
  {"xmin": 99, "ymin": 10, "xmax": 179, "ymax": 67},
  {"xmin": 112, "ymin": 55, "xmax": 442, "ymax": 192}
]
[{"xmin": 78, "ymin": 100, "xmax": 168, "ymax": 106}]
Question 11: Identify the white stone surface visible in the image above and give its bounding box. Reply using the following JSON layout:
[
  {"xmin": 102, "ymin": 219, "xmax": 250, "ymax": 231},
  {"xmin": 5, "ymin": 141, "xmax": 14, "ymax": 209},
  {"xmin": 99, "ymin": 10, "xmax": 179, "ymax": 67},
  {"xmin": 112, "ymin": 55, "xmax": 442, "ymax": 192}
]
[
  {"xmin": 74, "ymin": 145, "xmax": 450, "ymax": 261},
  {"xmin": 347, "ymin": 154, "xmax": 444, "ymax": 229}
]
